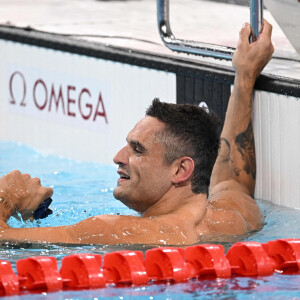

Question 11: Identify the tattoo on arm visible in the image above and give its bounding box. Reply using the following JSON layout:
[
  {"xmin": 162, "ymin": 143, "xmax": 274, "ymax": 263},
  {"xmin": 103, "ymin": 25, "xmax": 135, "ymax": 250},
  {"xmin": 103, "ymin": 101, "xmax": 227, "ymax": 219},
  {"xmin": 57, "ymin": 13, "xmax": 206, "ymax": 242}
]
[
  {"xmin": 235, "ymin": 121, "xmax": 256, "ymax": 180},
  {"xmin": 218, "ymin": 138, "xmax": 231, "ymax": 163},
  {"xmin": 234, "ymin": 167, "xmax": 242, "ymax": 176}
]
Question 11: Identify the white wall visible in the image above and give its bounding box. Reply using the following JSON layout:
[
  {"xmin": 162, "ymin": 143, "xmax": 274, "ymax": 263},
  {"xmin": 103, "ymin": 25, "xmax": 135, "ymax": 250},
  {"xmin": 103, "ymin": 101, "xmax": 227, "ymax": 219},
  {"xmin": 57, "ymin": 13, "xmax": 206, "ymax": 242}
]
[
  {"xmin": 253, "ymin": 90, "xmax": 300, "ymax": 209},
  {"xmin": 0, "ymin": 40, "xmax": 176, "ymax": 163},
  {"xmin": 1, "ymin": 40, "xmax": 300, "ymax": 209}
]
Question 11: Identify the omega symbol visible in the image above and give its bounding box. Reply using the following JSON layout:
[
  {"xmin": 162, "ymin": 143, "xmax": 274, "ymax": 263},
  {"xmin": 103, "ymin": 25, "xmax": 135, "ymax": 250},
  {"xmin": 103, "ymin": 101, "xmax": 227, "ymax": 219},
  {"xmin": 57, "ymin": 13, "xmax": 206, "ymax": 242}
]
[{"xmin": 9, "ymin": 71, "xmax": 26, "ymax": 106}]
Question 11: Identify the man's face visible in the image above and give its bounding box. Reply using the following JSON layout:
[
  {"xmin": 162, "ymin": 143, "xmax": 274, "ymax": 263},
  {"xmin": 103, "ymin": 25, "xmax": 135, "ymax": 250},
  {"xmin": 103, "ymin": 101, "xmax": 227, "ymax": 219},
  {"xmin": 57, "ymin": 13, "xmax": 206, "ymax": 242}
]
[{"xmin": 113, "ymin": 116, "xmax": 174, "ymax": 213}]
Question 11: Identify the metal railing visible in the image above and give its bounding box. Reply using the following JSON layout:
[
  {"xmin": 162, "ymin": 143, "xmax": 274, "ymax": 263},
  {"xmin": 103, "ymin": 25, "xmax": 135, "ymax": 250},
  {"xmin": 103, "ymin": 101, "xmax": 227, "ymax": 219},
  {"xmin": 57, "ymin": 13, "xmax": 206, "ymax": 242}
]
[
  {"xmin": 157, "ymin": 0, "xmax": 263, "ymax": 60},
  {"xmin": 250, "ymin": 0, "xmax": 263, "ymax": 41}
]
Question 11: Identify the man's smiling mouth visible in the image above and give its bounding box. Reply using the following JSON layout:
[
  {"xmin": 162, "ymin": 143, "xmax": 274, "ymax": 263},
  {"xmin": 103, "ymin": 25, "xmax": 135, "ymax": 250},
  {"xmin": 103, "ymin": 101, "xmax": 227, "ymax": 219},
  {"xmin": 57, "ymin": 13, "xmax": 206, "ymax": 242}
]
[{"xmin": 117, "ymin": 170, "xmax": 130, "ymax": 183}]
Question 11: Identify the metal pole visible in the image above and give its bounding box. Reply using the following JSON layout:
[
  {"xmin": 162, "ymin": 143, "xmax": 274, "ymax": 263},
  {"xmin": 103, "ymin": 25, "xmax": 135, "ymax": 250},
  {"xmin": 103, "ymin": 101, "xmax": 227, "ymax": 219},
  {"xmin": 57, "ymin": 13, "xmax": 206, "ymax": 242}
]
[
  {"xmin": 157, "ymin": 0, "xmax": 234, "ymax": 60},
  {"xmin": 250, "ymin": 0, "xmax": 263, "ymax": 42},
  {"xmin": 157, "ymin": 0, "xmax": 263, "ymax": 59}
]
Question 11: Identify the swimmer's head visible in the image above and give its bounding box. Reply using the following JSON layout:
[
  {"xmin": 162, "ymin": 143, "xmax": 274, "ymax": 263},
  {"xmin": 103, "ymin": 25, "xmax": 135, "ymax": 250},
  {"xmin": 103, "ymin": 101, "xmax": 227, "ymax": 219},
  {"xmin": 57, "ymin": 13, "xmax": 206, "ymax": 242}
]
[
  {"xmin": 113, "ymin": 115, "xmax": 176, "ymax": 212},
  {"xmin": 113, "ymin": 99, "xmax": 220, "ymax": 213},
  {"xmin": 146, "ymin": 98, "xmax": 220, "ymax": 195}
]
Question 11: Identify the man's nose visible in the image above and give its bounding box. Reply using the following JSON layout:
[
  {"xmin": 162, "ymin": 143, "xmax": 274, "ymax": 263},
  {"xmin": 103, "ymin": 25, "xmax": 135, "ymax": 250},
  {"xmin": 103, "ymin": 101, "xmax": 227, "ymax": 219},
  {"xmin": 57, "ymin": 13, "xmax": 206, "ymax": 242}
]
[{"xmin": 113, "ymin": 146, "xmax": 128, "ymax": 165}]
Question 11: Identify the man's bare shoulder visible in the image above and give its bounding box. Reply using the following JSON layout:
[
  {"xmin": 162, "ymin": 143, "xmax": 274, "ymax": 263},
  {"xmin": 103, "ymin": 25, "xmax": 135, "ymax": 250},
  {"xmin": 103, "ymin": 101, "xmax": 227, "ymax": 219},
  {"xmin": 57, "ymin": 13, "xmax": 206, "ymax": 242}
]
[
  {"xmin": 73, "ymin": 213, "xmax": 197, "ymax": 245},
  {"xmin": 200, "ymin": 180, "xmax": 264, "ymax": 236}
]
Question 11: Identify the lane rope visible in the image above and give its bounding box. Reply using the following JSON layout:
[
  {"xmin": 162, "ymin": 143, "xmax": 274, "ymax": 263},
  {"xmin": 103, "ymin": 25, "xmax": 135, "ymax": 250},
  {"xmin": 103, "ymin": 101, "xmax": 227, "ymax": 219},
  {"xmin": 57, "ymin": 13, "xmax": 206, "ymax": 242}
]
[{"xmin": 0, "ymin": 238, "xmax": 299, "ymax": 296}]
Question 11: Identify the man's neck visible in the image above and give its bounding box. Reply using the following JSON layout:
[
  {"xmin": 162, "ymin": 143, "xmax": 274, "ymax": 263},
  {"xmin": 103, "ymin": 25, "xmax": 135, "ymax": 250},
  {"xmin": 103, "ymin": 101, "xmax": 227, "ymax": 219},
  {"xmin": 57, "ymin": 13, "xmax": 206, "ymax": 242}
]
[{"xmin": 141, "ymin": 185, "xmax": 208, "ymax": 218}]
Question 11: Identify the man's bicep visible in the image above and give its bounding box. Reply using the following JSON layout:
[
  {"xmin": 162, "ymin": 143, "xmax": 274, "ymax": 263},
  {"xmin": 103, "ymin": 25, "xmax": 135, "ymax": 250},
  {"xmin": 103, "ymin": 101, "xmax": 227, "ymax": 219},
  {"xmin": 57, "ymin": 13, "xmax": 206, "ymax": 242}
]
[
  {"xmin": 210, "ymin": 137, "xmax": 235, "ymax": 190},
  {"xmin": 210, "ymin": 129, "xmax": 256, "ymax": 197}
]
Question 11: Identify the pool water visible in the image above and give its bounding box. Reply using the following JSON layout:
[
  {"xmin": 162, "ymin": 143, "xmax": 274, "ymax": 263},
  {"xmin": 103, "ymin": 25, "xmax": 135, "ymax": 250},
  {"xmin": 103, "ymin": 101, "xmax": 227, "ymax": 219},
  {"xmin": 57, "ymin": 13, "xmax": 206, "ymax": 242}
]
[{"xmin": 0, "ymin": 141, "xmax": 300, "ymax": 299}]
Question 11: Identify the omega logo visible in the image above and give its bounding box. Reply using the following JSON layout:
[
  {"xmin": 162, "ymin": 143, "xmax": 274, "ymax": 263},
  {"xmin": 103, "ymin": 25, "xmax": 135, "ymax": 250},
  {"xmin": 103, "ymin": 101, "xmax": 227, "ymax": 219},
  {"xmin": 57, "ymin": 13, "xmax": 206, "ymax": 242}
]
[
  {"xmin": 9, "ymin": 71, "xmax": 108, "ymax": 123},
  {"xmin": 9, "ymin": 71, "xmax": 26, "ymax": 106}
]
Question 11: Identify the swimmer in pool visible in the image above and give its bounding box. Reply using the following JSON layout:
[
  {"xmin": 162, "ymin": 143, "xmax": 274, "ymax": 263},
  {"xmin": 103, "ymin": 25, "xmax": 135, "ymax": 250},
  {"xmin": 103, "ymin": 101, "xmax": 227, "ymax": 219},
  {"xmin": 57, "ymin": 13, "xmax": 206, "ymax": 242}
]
[{"xmin": 0, "ymin": 21, "xmax": 274, "ymax": 245}]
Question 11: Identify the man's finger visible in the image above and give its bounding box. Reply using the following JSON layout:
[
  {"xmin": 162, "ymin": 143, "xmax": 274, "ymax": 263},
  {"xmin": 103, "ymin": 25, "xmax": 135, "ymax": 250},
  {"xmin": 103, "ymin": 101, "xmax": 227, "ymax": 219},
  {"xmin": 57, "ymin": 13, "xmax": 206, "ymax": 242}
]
[
  {"xmin": 44, "ymin": 187, "xmax": 54, "ymax": 199},
  {"xmin": 259, "ymin": 19, "xmax": 273, "ymax": 39},
  {"xmin": 238, "ymin": 22, "xmax": 251, "ymax": 45}
]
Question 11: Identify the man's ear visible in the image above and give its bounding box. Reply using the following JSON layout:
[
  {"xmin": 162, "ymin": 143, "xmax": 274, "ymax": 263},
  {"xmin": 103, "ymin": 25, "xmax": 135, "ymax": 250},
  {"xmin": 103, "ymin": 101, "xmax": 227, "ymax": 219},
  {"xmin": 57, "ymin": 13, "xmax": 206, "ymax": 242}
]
[{"xmin": 171, "ymin": 157, "xmax": 194, "ymax": 184}]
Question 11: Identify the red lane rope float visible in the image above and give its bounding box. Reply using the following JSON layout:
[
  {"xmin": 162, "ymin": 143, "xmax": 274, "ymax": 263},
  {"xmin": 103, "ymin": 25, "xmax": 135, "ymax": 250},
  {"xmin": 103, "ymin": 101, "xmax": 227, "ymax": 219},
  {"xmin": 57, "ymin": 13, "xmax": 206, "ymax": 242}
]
[
  {"xmin": 0, "ymin": 261, "xmax": 19, "ymax": 296},
  {"xmin": 144, "ymin": 247, "xmax": 189, "ymax": 282},
  {"xmin": 185, "ymin": 244, "xmax": 231, "ymax": 278},
  {"xmin": 103, "ymin": 250, "xmax": 148, "ymax": 286},
  {"xmin": 262, "ymin": 239, "xmax": 300, "ymax": 274},
  {"xmin": 226, "ymin": 241, "xmax": 275, "ymax": 276},
  {"xmin": 60, "ymin": 253, "xmax": 105, "ymax": 289},
  {"xmin": 17, "ymin": 256, "xmax": 63, "ymax": 292},
  {"xmin": 0, "ymin": 238, "xmax": 299, "ymax": 297}
]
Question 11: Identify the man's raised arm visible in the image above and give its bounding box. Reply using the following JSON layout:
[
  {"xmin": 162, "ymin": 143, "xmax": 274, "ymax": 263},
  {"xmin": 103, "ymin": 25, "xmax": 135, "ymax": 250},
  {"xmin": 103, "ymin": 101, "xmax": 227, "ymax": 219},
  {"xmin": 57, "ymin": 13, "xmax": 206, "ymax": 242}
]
[{"xmin": 210, "ymin": 21, "xmax": 274, "ymax": 197}]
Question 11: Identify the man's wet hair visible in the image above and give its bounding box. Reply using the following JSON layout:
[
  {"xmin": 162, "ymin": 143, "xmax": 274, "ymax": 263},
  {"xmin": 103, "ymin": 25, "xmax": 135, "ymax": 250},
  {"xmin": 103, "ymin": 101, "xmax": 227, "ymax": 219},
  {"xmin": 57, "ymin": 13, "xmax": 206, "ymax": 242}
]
[{"xmin": 146, "ymin": 98, "xmax": 220, "ymax": 195}]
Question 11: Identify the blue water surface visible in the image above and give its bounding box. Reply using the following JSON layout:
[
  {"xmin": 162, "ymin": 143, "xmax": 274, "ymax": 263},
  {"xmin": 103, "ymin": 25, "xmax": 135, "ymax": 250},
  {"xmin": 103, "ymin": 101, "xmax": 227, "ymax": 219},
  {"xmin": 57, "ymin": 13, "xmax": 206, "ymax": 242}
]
[{"xmin": 0, "ymin": 141, "xmax": 300, "ymax": 300}]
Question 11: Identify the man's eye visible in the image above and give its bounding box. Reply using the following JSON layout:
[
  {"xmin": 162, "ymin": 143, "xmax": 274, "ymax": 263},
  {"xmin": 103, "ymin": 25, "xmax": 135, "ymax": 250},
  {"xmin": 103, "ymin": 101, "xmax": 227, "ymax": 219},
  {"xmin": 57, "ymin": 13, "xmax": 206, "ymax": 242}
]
[{"xmin": 134, "ymin": 147, "xmax": 142, "ymax": 154}]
